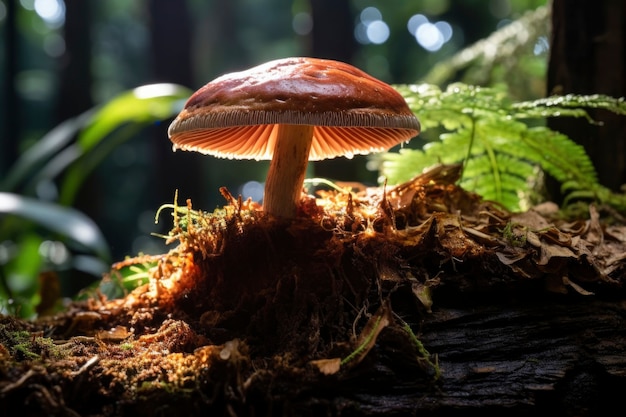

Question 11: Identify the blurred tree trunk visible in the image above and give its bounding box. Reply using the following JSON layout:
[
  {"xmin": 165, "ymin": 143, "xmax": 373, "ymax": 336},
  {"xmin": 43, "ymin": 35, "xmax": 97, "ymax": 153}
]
[
  {"xmin": 149, "ymin": 0, "xmax": 193, "ymax": 86},
  {"xmin": 309, "ymin": 0, "xmax": 356, "ymax": 62},
  {"xmin": 547, "ymin": 0, "xmax": 626, "ymax": 197},
  {"xmin": 309, "ymin": 0, "xmax": 369, "ymax": 184},
  {"xmin": 2, "ymin": 0, "xmax": 19, "ymax": 177},
  {"xmin": 148, "ymin": 0, "xmax": 204, "ymax": 208},
  {"xmin": 57, "ymin": 0, "xmax": 93, "ymax": 122},
  {"xmin": 193, "ymin": 0, "xmax": 259, "ymax": 206},
  {"xmin": 57, "ymin": 0, "xmax": 100, "ymax": 224}
]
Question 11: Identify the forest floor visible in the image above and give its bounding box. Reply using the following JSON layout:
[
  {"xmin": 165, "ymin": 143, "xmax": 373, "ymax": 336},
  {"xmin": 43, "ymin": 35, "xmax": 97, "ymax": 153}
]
[{"xmin": 1, "ymin": 164, "xmax": 625, "ymax": 416}]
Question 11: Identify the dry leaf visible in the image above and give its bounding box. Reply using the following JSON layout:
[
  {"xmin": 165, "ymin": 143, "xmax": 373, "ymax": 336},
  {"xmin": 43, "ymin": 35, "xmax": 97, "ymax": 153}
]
[
  {"xmin": 537, "ymin": 242, "xmax": 576, "ymax": 266},
  {"xmin": 563, "ymin": 276, "xmax": 594, "ymax": 296},
  {"xmin": 495, "ymin": 249, "xmax": 528, "ymax": 266},
  {"xmin": 310, "ymin": 358, "xmax": 341, "ymax": 375},
  {"xmin": 584, "ymin": 205, "xmax": 604, "ymax": 245}
]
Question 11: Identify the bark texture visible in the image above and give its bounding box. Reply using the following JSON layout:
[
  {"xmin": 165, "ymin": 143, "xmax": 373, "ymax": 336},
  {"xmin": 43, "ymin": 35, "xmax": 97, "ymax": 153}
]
[{"xmin": 547, "ymin": 0, "xmax": 626, "ymax": 194}]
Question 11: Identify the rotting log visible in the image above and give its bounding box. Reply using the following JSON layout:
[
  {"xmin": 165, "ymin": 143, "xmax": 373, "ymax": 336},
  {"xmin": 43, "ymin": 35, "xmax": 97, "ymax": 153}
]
[
  {"xmin": 2, "ymin": 295, "xmax": 623, "ymax": 416},
  {"xmin": 305, "ymin": 297, "xmax": 626, "ymax": 417},
  {"xmin": 1, "ymin": 166, "xmax": 625, "ymax": 417}
]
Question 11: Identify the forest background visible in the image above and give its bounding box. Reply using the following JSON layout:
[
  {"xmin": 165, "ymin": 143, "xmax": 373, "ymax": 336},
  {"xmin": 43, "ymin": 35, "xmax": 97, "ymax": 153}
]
[{"xmin": 1, "ymin": 0, "xmax": 554, "ymax": 309}]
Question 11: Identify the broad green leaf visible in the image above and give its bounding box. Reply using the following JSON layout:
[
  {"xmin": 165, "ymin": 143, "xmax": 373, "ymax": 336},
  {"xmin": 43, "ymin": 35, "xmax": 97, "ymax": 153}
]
[
  {"xmin": 0, "ymin": 111, "xmax": 94, "ymax": 193},
  {"xmin": 59, "ymin": 83, "xmax": 192, "ymax": 205},
  {"xmin": 0, "ymin": 84, "xmax": 191, "ymax": 203},
  {"xmin": 78, "ymin": 83, "xmax": 191, "ymax": 150},
  {"xmin": 1, "ymin": 233, "xmax": 42, "ymax": 317},
  {"xmin": 0, "ymin": 192, "xmax": 110, "ymax": 261}
]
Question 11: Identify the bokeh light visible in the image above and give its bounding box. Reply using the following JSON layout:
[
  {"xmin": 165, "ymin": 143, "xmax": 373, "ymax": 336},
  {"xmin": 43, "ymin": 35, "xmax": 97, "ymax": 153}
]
[
  {"xmin": 416, "ymin": 23, "xmax": 443, "ymax": 51},
  {"xmin": 534, "ymin": 36, "xmax": 549, "ymax": 55},
  {"xmin": 34, "ymin": 0, "xmax": 65, "ymax": 28},
  {"xmin": 43, "ymin": 33, "xmax": 66, "ymax": 57},
  {"xmin": 292, "ymin": 12, "xmax": 313, "ymax": 36},
  {"xmin": 240, "ymin": 180, "xmax": 264, "ymax": 203},
  {"xmin": 0, "ymin": 2, "xmax": 7, "ymax": 22},
  {"xmin": 354, "ymin": 7, "xmax": 390, "ymax": 45},
  {"xmin": 39, "ymin": 240, "xmax": 69, "ymax": 265},
  {"xmin": 408, "ymin": 14, "xmax": 453, "ymax": 52},
  {"xmin": 360, "ymin": 6, "xmax": 382, "ymax": 24},
  {"xmin": 366, "ymin": 20, "xmax": 389, "ymax": 45},
  {"xmin": 435, "ymin": 21, "xmax": 453, "ymax": 42},
  {"xmin": 19, "ymin": 0, "xmax": 35, "ymax": 10},
  {"xmin": 407, "ymin": 14, "xmax": 428, "ymax": 34}
]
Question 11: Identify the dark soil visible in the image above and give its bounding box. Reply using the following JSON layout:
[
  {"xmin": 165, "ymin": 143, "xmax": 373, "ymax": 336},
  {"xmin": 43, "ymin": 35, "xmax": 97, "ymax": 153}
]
[{"xmin": 1, "ymin": 165, "xmax": 625, "ymax": 416}]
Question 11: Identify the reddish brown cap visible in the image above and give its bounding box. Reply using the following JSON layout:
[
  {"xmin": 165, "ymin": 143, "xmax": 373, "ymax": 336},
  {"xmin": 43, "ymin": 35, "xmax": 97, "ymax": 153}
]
[{"xmin": 168, "ymin": 57, "xmax": 420, "ymax": 161}]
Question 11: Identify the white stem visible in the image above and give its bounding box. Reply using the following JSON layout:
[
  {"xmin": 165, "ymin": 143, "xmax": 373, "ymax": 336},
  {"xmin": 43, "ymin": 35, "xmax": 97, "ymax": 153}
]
[{"xmin": 263, "ymin": 124, "xmax": 314, "ymax": 218}]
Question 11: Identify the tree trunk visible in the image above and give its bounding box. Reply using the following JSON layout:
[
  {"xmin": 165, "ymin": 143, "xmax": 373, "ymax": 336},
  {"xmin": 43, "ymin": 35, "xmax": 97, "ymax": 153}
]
[
  {"xmin": 309, "ymin": 0, "xmax": 356, "ymax": 62},
  {"xmin": 309, "ymin": 0, "xmax": 370, "ymax": 185},
  {"xmin": 1, "ymin": 0, "xmax": 19, "ymax": 177},
  {"xmin": 147, "ymin": 0, "xmax": 205, "ymax": 208},
  {"xmin": 57, "ymin": 0, "xmax": 93, "ymax": 122},
  {"xmin": 547, "ymin": 0, "xmax": 626, "ymax": 196},
  {"xmin": 57, "ymin": 0, "xmax": 102, "ymax": 230}
]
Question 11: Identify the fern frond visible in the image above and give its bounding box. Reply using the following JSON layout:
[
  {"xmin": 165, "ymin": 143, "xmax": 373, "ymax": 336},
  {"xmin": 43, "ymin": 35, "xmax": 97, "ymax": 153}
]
[
  {"xmin": 380, "ymin": 148, "xmax": 438, "ymax": 185},
  {"xmin": 512, "ymin": 94, "xmax": 626, "ymax": 121},
  {"xmin": 519, "ymin": 127, "xmax": 598, "ymax": 186},
  {"xmin": 381, "ymin": 126, "xmax": 472, "ymax": 184},
  {"xmin": 382, "ymin": 83, "xmax": 625, "ymax": 212},
  {"xmin": 462, "ymin": 153, "xmax": 536, "ymax": 203},
  {"xmin": 397, "ymin": 83, "xmax": 509, "ymax": 132}
]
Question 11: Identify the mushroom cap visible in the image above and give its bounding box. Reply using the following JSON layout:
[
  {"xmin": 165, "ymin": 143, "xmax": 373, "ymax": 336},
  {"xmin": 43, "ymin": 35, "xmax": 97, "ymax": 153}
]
[{"xmin": 168, "ymin": 57, "xmax": 420, "ymax": 161}]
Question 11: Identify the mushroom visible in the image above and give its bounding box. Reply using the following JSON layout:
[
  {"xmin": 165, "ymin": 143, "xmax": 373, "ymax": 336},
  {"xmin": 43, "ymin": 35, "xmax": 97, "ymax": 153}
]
[{"xmin": 168, "ymin": 57, "xmax": 420, "ymax": 219}]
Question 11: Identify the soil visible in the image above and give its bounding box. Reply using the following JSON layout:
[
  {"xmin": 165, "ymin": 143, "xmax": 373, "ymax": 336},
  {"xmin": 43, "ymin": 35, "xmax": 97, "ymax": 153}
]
[{"xmin": 1, "ymin": 164, "xmax": 625, "ymax": 416}]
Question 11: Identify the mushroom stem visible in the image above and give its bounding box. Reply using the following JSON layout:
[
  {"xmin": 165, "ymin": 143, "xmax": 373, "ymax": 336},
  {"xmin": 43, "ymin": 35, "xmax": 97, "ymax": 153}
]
[{"xmin": 263, "ymin": 124, "xmax": 315, "ymax": 218}]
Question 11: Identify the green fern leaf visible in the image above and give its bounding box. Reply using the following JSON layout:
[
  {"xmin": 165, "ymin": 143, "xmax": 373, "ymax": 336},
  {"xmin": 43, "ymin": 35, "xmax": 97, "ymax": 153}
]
[
  {"xmin": 519, "ymin": 127, "xmax": 598, "ymax": 185},
  {"xmin": 382, "ymin": 83, "xmax": 625, "ymax": 212},
  {"xmin": 513, "ymin": 94, "xmax": 626, "ymax": 121}
]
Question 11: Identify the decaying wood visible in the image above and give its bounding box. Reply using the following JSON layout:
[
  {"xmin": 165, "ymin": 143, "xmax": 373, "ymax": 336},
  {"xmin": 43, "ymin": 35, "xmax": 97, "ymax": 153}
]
[
  {"xmin": 334, "ymin": 298, "xmax": 626, "ymax": 416},
  {"xmin": 1, "ymin": 165, "xmax": 625, "ymax": 416}
]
